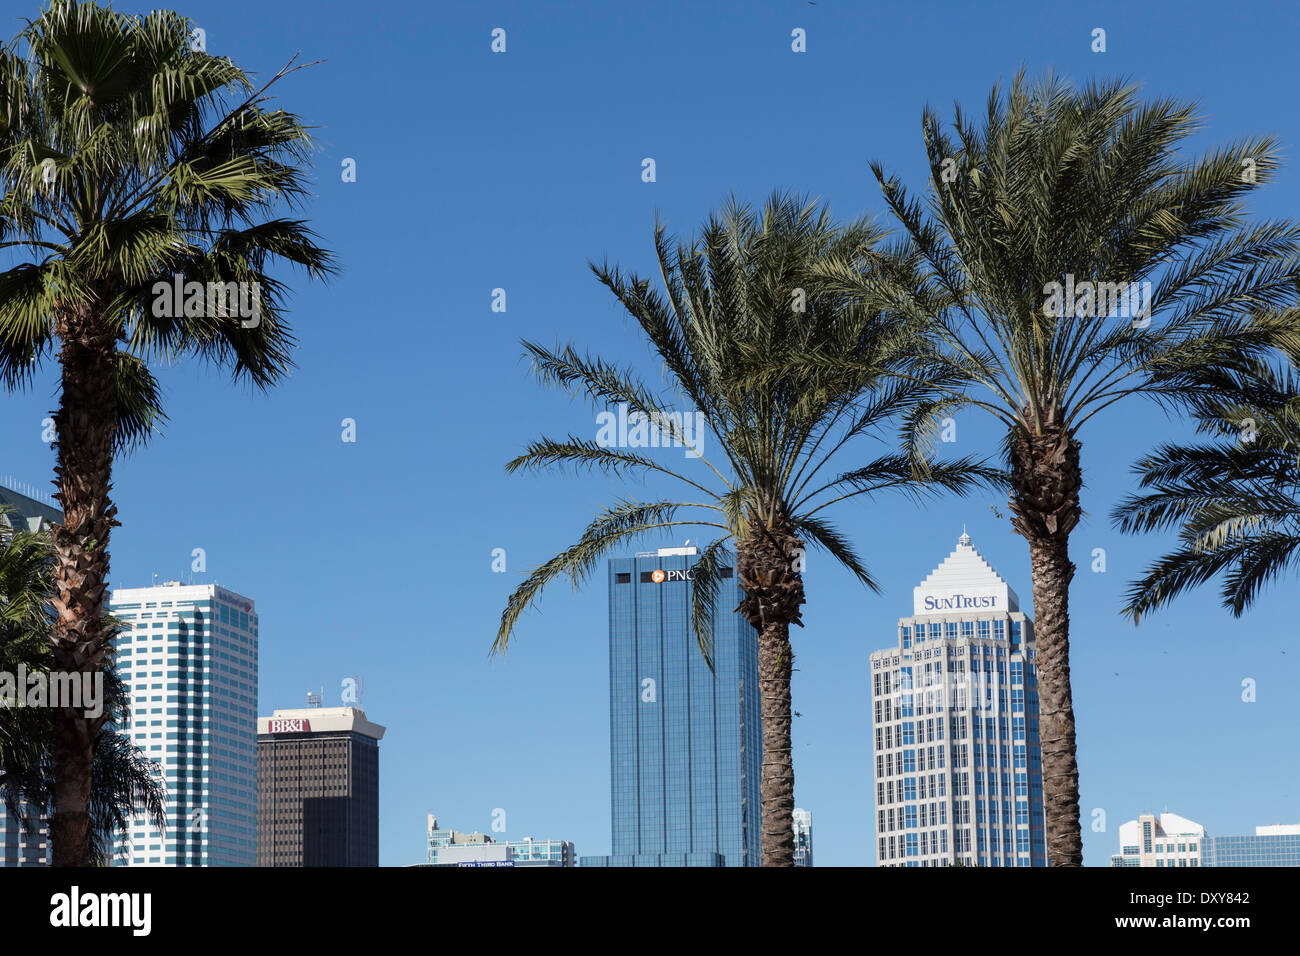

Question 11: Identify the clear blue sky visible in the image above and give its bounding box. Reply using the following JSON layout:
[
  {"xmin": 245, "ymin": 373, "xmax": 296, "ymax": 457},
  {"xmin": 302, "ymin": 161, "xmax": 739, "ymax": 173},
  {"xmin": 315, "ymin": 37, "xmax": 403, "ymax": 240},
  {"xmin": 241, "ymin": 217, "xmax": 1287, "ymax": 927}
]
[{"xmin": 3, "ymin": 0, "xmax": 1298, "ymax": 866}]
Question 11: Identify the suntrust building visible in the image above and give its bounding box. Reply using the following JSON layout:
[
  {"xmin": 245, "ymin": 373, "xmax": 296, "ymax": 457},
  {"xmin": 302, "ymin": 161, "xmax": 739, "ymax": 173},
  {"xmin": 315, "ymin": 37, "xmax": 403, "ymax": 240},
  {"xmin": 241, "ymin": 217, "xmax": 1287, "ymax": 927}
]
[{"xmin": 869, "ymin": 532, "xmax": 1048, "ymax": 867}]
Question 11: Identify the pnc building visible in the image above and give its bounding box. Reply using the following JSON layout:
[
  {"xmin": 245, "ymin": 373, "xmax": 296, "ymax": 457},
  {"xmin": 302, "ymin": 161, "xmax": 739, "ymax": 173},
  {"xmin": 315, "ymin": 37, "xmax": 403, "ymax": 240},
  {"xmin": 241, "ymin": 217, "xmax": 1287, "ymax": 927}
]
[
  {"xmin": 582, "ymin": 546, "xmax": 761, "ymax": 867},
  {"xmin": 257, "ymin": 706, "xmax": 385, "ymax": 866},
  {"xmin": 869, "ymin": 531, "xmax": 1048, "ymax": 867}
]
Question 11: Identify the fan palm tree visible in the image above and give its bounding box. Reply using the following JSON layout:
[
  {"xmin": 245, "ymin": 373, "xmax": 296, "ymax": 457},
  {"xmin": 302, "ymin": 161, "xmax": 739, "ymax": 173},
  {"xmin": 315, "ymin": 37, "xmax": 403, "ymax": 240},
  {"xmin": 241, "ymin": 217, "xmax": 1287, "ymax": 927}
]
[
  {"xmin": 494, "ymin": 192, "xmax": 998, "ymax": 865},
  {"xmin": 0, "ymin": 0, "xmax": 333, "ymax": 864},
  {"xmin": 815, "ymin": 72, "xmax": 1300, "ymax": 865},
  {"xmin": 0, "ymin": 510, "xmax": 165, "ymax": 866},
  {"xmin": 1114, "ymin": 358, "xmax": 1300, "ymax": 618}
]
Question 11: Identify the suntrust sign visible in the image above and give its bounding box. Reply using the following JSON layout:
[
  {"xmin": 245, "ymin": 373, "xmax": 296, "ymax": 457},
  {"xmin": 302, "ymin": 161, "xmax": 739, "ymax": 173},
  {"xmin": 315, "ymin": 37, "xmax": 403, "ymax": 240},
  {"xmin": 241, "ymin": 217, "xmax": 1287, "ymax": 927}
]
[{"xmin": 921, "ymin": 593, "xmax": 997, "ymax": 612}]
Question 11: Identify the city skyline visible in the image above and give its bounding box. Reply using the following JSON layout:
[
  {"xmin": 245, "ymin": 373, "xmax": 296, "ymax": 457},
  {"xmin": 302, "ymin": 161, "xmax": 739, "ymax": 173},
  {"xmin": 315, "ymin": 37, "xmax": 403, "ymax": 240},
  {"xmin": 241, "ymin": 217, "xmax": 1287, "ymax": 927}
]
[
  {"xmin": 2, "ymin": 0, "xmax": 1298, "ymax": 868},
  {"xmin": 2, "ymin": 472, "xmax": 1291, "ymax": 866}
]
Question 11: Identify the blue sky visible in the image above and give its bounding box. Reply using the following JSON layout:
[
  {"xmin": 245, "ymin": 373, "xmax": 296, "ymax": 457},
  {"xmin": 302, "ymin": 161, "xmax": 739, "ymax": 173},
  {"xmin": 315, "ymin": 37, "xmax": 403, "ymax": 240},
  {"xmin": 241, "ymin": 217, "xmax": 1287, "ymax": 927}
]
[{"xmin": 3, "ymin": 0, "xmax": 1299, "ymax": 866}]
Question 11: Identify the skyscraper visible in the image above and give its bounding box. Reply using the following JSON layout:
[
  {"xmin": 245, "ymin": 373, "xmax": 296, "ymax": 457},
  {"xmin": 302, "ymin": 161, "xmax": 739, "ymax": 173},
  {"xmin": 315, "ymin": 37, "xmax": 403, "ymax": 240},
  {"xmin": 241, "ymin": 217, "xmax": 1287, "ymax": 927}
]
[
  {"xmin": 0, "ymin": 482, "xmax": 60, "ymax": 867},
  {"xmin": 793, "ymin": 808, "xmax": 813, "ymax": 867},
  {"xmin": 108, "ymin": 582, "xmax": 258, "ymax": 866},
  {"xmin": 257, "ymin": 705, "xmax": 385, "ymax": 866},
  {"xmin": 582, "ymin": 546, "xmax": 761, "ymax": 867},
  {"xmin": 870, "ymin": 532, "xmax": 1048, "ymax": 867}
]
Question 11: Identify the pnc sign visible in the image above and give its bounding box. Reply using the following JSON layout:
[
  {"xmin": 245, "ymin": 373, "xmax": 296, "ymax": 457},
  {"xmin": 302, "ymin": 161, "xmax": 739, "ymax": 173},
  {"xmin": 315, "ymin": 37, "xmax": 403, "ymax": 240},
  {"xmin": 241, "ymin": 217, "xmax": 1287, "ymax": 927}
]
[
  {"xmin": 921, "ymin": 593, "xmax": 997, "ymax": 612},
  {"xmin": 650, "ymin": 568, "xmax": 694, "ymax": 583},
  {"xmin": 268, "ymin": 717, "xmax": 310, "ymax": 734}
]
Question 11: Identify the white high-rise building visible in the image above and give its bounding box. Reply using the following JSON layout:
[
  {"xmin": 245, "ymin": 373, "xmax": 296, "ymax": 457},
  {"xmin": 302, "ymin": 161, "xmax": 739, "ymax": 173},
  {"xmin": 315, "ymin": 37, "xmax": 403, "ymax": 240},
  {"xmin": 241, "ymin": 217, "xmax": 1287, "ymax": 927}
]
[
  {"xmin": 1109, "ymin": 812, "xmax": 1204, "ymax": 867},
  {"xmin": 108, "ymin": 582, "xmax": 258, "ymax": 866},
  {"xmin": 870, "ymin": 531, "xmax": 1048, "ymax": 867},
  {"xmin": 793, "ymin": 809, "xmax": 813, "ymax": 867}
]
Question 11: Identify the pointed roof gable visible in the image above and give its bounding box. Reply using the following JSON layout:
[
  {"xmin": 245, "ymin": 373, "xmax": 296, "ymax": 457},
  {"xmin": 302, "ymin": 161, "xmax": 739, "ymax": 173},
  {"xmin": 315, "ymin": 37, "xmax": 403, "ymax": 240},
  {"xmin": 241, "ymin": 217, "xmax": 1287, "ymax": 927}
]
[{"xmin": 913, "ymin": 531, "xmax": 1019, "ymax": 616}]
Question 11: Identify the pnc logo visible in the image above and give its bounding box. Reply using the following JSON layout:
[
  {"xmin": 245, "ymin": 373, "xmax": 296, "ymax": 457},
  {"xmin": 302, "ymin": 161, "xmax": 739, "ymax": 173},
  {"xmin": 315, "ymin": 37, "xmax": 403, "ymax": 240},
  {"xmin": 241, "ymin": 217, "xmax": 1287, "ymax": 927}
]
[{"xmin": 650, "ymin": 568, "xmax": 694, "ymax": 583}]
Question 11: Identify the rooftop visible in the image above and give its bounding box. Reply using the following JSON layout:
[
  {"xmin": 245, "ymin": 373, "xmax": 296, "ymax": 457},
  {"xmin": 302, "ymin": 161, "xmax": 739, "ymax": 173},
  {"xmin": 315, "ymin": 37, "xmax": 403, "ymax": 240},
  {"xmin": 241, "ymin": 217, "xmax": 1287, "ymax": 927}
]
[{"xmin": 912, "ymin": 530, "xmax": 1020, "ymax": 616}]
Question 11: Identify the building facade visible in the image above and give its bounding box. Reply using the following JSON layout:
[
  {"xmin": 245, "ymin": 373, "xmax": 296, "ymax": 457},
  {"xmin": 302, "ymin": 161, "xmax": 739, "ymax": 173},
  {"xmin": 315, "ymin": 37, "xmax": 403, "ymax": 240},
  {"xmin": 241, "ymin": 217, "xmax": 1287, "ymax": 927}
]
[
  {"xmin": 426, "ymin": 814, "xmax": 575, "ymax": 867},
  {"xmin": 1111, "ymin": 814, "xmax": 1300, "ymax": 867},
  {"xmin": 257, "ymin": 706, "xmax": 385, "ymax": 866},
  {"xmin": 870, "ymin": 532, "xmax": 1048, "ymax": 867},
  {"xmin": 108, "ymin": 582, "xmax": 258, "ymax": 866},
  {"xmin": 0, "ymin": 483, "xmax": 61, "ymax": 866},
  {"xmin": 582, "ymin": 546, "xmax": 761, "ymax": 867},
  {"xmin": 1201, "ymin": 824, "xmax": 1300, "ymax": 866},
  {"xmin": 793, "ymin": 808, "xmax": 813, "ymax": 867},
  {"xmin": 0, "ymin": 805, "xmax": 48, "ymax": 867},
  {"xmin": 1109, "ymin": 812, "xmax": 1204, "ymax": 867},
  {"xmin": 0, "ymin": 482, "xmax": 61, "ymax": 535}
]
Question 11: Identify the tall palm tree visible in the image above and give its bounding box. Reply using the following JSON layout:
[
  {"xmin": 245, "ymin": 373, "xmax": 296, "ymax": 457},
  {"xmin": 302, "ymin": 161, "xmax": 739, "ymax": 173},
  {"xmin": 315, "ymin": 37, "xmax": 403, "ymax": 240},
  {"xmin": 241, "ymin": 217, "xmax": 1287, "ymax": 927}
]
[
  {"xmin": 0, "ymin": 0, "xmax": 333, "ymax": 864},
  {"xmin": 494, "ymin": 193, "xmax": 997, "ymax": 865},
  {"xmin": 817, "ymin": 72, "xmax": 1300, "ymax": 865},
  {"xmin": 0, "ymin": 511, "xmax": 165, "ymax": 866},
  {"xmin": 1114, "ymin": 358, "xmax": 1300, "ymax": 618}
]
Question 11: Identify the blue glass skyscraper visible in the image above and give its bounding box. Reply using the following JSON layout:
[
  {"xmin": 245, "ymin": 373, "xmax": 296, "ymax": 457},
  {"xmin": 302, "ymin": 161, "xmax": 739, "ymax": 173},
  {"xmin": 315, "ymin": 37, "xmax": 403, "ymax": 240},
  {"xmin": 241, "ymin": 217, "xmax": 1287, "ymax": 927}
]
[{"xmin": 582, "ymin": 546, "xmax": 761, "ymax": 867}]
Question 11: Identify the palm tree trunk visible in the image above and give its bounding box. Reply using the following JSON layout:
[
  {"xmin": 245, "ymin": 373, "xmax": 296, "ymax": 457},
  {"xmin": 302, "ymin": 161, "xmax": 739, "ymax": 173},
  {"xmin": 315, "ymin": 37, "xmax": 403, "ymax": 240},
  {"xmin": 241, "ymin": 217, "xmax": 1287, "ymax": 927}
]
[
  {"xmin": 756, "ymin": 620, "xmax": 795, "ymax": 866},
  {"xmin": 1009, "ymin": 426, "xmax": 1084, "ymax": 867},
  {"xmin": 49, "ymin": 303, "xmax": 118, "ymax": 867},
  {"xmin": 737, "ymin": 509, "xmax": 805, "ymax": 867}
]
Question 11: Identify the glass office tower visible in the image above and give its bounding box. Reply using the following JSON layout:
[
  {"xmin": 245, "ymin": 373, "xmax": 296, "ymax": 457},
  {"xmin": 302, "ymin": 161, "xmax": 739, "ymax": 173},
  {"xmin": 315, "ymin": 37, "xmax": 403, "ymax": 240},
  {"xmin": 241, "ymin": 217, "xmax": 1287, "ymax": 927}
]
[
  {"xmin": 0, "ymin": 482, "xmax": 60, "ymax": 866},
  {"xmin": 582, "ymin": 546, "xmax": 761, "ymax": 867},
  {"xmin": 108, "ymin": 582, "xmax": 258, "ymax": 866},
  {"xmin": 870, "ymin": 531, "xmax": 1048, "ymax": 867}
]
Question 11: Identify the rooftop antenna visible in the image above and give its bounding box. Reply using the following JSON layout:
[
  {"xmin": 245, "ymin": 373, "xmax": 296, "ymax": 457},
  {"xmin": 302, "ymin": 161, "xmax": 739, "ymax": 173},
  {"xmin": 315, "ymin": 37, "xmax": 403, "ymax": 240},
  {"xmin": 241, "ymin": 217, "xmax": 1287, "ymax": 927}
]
[{"xmin": 306, "ymin": 688, "xmax": 323, "ymax": 708}]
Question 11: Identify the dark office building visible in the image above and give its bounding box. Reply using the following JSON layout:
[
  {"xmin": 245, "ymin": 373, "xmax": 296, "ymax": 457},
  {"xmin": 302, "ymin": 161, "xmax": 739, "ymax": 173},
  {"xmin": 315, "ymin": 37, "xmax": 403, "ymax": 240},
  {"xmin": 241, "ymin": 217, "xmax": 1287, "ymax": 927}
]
[
  {"xmin": 581, "ymin": 546, "xmax": 762, "ymax": 867},
  {"xmin": 0, "ymin": 481, "xmax": 60, "ymax": 866},
  {"xmin": 256, "ymin": 706, "xmax": 385, "ymax": 866}
]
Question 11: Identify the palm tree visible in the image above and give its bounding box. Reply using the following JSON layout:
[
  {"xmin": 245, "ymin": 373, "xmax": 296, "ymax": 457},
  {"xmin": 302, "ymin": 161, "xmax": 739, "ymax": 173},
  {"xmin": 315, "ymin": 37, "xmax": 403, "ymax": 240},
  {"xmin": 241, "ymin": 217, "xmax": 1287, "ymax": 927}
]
[
  {"xmin": 494, "ymin": 193, "xmax": 997, "ymax": 865},
  {"xmin": 0, "ymin": 511, "xmax": 165, "ymax": 865},
  {"xmin": 0, "ymin": 1, "xmax": 333, "ymax": 864},
  {"xmin": 1114, "ymin": 358, "xmax": 1300, "ymax": 618},
  {"xmin": 820, "ymin": 72, "xmax": 1300, "ymax": 865}
]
